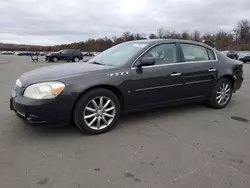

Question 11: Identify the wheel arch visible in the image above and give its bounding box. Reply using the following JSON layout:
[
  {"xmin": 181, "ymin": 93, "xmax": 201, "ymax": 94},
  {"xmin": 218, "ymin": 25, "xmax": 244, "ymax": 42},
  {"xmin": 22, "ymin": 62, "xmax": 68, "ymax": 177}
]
[
  {"xmin": 72, "ymin": 56, "xmax": 80, "ymax": 61},
  {"xmin": 209, "ymin": 74, "xmax": 235, "ymax": 98},
  {"xmin": 220, "ymin": 74, "xmax": 235, "ymax": 88},
  {"xmin": 52, "ymin": 56, "xmax": 58, "ymax": 60},
  {"xmin": 71, "ymin": 84, "xmax": 125, "ymax": 121}
]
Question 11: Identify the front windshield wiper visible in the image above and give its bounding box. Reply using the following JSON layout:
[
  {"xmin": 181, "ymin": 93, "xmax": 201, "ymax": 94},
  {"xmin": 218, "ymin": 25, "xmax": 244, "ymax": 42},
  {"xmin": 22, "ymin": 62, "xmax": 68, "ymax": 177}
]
[{"xmin": 90, "ymin": 61, "xmax": 105, "ymax": 65}]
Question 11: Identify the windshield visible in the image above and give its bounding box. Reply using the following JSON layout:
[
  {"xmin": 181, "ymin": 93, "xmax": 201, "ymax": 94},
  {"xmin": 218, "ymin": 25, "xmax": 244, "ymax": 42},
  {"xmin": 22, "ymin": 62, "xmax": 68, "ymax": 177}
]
[
  {"xmin": 58, "ymin": 50, "xmax": 67, "ymax": 54},
  {"xmin": 88, "ymin": 42, "xmax": 149, "ymax": 66}
]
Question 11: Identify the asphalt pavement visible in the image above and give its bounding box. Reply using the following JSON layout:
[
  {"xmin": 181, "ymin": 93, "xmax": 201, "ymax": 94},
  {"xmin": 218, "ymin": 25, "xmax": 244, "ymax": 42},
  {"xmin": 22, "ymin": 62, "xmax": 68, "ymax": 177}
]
[{"xmin": 1, "ymin": 55, "xmax": 250, "ymax": 188}]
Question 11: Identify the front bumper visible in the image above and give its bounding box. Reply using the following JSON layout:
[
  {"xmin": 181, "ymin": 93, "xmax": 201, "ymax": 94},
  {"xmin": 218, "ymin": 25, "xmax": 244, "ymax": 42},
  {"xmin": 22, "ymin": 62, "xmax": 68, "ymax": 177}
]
[{"xmin": 10, "ymin": 95, "xmax": 72, "ymax": 125}]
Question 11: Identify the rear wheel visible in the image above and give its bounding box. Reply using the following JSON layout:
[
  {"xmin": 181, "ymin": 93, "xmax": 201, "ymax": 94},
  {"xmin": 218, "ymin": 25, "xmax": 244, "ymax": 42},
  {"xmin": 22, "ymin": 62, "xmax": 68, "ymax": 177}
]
[
  {"xmin": 73, "ymin": 88, "xmax": 121, "ymax": 134},
  {"xmin": 73, "ymin": 57, "xmax": 80, "ymax": 62},
  {"xmin": 208, "ymin": 78, "xmax": 233, "ymax": 109}
]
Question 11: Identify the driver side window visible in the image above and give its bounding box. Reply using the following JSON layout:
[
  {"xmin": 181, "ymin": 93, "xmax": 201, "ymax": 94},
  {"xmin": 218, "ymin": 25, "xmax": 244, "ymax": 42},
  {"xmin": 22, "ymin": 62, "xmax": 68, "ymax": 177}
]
[{"xmin": 143, "ymin": 43, "xmax": 177, "ymax": 65}]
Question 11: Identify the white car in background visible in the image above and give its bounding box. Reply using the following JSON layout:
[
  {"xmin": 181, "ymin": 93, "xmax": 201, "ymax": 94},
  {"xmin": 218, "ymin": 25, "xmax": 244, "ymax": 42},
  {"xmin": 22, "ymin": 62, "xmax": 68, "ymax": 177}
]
[
  {"xmin": 1, "ymin": 51, "xmax": 15, "ymax": 55},
  {"xmin": 82, "ymin": 52, "xmax": 95, "ymax": 62}
]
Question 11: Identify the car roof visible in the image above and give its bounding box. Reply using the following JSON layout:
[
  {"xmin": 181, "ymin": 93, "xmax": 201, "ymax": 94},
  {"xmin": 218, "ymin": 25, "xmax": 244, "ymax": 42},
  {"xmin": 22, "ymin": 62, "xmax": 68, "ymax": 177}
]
[{"xmin": 125, "ymin": 39, "xmax": 215, "ymax": 49}]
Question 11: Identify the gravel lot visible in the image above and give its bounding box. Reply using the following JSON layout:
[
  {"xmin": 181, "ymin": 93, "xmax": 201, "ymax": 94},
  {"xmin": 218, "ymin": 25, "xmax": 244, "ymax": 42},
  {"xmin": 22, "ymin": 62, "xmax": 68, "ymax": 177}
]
[{"xmin": 1, "ymin": 55, "xmax": 250, "ymax": 188}]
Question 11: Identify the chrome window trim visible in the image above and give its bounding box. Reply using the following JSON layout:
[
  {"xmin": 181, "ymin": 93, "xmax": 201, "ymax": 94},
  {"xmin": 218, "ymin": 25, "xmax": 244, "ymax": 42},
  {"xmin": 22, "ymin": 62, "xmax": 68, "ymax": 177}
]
[
  {"xmin": 130, "ymin": 42, "xmax": 218, "ymax": 69},
  {"xmin": 131, "ymin": 60, "xmax": 218, "ymax": 70}
]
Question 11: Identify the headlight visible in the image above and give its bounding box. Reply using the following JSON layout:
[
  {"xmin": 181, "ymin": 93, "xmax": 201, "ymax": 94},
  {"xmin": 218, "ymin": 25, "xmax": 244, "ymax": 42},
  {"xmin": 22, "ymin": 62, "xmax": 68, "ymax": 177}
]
[{"xmin": 23, "ymin": 82, "xmax": 65, "ymax": 99}]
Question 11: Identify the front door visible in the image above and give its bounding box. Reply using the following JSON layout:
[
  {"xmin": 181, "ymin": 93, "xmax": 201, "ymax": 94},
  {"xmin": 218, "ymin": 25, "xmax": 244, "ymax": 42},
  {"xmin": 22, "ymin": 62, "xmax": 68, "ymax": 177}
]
[
  {"xmin": 178, "ymin": 43, "xmax": 218, "ymax": 98},
  {"xmin": 123, "ymin": 43, "xmax": 184, "ymax": 109},
  {"xmin": 60, "ymin": 51, "xmax": 69, "ymax": 60}
]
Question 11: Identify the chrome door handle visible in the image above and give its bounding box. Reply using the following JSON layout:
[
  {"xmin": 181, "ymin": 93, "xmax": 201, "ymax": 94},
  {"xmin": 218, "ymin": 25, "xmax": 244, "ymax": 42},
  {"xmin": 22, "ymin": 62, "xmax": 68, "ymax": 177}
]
[
  {"xmin": 171, "ymin": 73, "xmax": 182, "ymax": 76},
  {"xmin": 208, "ymin": 68, "xmax": 216, "ymax": 72}
]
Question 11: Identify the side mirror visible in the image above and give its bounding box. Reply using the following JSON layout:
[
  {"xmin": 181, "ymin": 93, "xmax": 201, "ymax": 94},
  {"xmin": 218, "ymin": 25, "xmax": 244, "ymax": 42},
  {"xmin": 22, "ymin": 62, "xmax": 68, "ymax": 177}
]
[{"xmin": 139, "ymin": 57, "xmax": 155, "ymax": 67}]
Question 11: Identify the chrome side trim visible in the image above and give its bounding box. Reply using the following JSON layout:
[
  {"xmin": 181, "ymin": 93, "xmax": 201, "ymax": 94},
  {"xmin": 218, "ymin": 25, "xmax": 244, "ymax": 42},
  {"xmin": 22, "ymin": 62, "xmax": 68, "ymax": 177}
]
[
  {"xmin": 135, "ymin": 83, "xmax": 183, "ymax": 92},
  {"xmin": 208, "ymin": 68, "xmax": 216, "ymax": 72},
  {"xmin": 130, "ymin": 42, "xmax": 218, "ymax": 69},
  {"xmin": 170, "ymin": 73, "xmax": 182, "ymax": 76},
  {"xmin": 185, "ymin": 79, "xmax": 212, "ymax": 85}
]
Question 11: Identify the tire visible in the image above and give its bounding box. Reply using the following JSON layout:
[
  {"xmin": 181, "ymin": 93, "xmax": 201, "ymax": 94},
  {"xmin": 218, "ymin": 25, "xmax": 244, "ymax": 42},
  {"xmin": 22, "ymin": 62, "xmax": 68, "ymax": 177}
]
[
  {"xmin": 52, "ymin": 57, "xmax": 58, "ymax": 62},
  {"xmin": 73, "ymin": 56, "xmax": 80, "ymax": 62},
  {"xmin": 208, "ymin": 78, "xmax": 233, "ymax": 109},
  {"xmin": 243, "ymin": 61, "xmax": 246, "ymax": 64},
  {"xmin": 73, "ymin": 88, "xmax": 121, "ymax": 134}
]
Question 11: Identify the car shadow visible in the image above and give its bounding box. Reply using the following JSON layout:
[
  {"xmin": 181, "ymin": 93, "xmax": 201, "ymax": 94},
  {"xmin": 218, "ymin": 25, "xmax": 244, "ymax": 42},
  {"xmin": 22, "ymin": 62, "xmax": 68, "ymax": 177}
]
[
  {"xmin": 23, "ymin": 123, "xmax": 82, "ymax": 137},
  {"xmin": 26, "ymin": 102, "xmax": 209, "ymax": 137},
  {"xmin": 115, "ymin": 102, "xmax": 209, "ymax": 130}
]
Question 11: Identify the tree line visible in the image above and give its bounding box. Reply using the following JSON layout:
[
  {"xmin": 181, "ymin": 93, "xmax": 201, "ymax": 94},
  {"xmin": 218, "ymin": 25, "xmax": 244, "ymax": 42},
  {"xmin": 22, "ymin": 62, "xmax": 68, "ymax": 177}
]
[{"xmin": 2, "ymin": 19, "xmax": 250, "ymax": 52}]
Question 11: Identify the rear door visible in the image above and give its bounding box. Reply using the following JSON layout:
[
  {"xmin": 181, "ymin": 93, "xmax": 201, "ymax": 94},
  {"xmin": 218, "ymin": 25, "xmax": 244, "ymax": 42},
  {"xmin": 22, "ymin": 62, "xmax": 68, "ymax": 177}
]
[{"xmin": 178, "ymin": 43, "xmax": 218, "ymax": 98}]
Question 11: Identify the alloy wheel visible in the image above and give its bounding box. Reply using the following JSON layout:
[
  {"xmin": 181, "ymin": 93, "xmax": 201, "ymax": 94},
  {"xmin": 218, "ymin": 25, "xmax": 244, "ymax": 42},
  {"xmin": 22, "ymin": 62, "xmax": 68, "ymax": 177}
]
[
  {"xmin": 83, "ymin": 96, "xmax": 116, "ymax": 130},
  {"xmin": 216, "ymin": 83, "xmax": 231, "ymax": 106}
]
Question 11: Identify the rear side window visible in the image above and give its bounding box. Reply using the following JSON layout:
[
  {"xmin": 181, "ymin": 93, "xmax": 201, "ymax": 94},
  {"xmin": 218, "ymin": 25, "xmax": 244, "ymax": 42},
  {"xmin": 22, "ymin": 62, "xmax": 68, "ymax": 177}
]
[
  {"xmin": 180, "ymin": 43, "xmax": 209, "ymax": 62},
  {"xmin": 207, "ymin": 49, "xmax": 216, "ymax": 60}
]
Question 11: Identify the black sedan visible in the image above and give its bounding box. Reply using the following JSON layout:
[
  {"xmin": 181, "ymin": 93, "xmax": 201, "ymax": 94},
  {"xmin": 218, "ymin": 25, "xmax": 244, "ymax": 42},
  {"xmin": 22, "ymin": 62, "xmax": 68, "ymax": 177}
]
[
  {"xmin": 10, "ymin": 39, "xmax": 244, "ymax": 134},
  {"xmin": 45, "ymin": 49, "xmax": 83, "ymax": 62},
  {"xmin": 238, "ymin": 53, "xmax": 250, "ymax": 63}
]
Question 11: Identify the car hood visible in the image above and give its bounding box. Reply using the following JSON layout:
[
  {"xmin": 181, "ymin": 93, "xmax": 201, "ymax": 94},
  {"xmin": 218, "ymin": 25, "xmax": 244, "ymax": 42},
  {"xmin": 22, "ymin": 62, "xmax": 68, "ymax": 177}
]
[
  {"xmin": 19, "ymin": 63, "xmax": 110, "ymax": 87},
  {"xmin": 46, "ymin": 52, "xmax": 59, "ymax": 56}
]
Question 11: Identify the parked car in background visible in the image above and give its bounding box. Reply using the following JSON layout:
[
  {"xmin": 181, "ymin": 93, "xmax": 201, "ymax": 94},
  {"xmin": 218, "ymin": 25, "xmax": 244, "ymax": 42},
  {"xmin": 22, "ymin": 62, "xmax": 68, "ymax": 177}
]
[
  {"xmin": 45, "ymin": 49, "xmax": 83, "ymax": 62},
  {"xmin": 221, "ymin": 51, "xmax": 239, "ymax": 60},
  {"xmin": 17, "ymin": 51, "xmax": 33, "ymax": 56},
  {"xmin": 82, "ymin": 52, "xmax": 95, "ymax": 57},
  {"xmin": 32, "ymin": 52, "xmax": 40, "ymax": 56},
  {"xmin": 1, "ymin": 51, "xmax": 15, "ymax": 55},
  {"xmin": 202, "ymin": 40, "xmax": 215, "ymax": 48},
  {"xmin": 82, "ymin": 52, "xmax": 95, "ymax": 61},
  {"xmin": 238, "ymin": 53, "xmax": 250, "ymax": 63},
  {"xmin": 10, "ymin": 39, "xmax": 243, "ymax": 135}
]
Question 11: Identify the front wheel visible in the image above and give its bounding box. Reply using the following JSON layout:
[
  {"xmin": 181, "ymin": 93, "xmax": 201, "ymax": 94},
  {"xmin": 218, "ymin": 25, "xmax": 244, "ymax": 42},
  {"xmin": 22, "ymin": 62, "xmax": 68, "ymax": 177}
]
[
  {"xmin": 73, "ymin": 88, "xmax": 121, "ymax": 134},
  {"xmin": 52, "ymin": 57, "xmax": 58, "ymax": 62},
  {"xmin": 208, "ymin": 78, "xmax": 233, "ymax": 109}
]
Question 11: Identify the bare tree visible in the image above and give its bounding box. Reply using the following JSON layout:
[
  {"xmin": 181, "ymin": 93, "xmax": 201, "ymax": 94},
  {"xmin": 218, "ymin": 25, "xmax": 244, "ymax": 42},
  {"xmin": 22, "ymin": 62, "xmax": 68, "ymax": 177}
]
[
  {"xmin": 234, "ymin": 20, "xmax": 250, "ymax": 43},
  {"xmin": 149, "ymin": 33, "xmax": 158, "ymax": 39},
  {"xmin": 5, "ymin": 19, "xmax": 250, "ymax": 52},
  {"xmin": 181, "ymin": 31, "xmax": 190, "ymax": 40},
  {"xmin": 122, "ymin": 31, "xmax": 134, "ymax": 41},
  {"xmin": 157, "ymin": 28, "xmax": 165, "ymax": 39},
  {"xmin": 191, "ymin": 30, "xmax": 201, "ymax": 41}
]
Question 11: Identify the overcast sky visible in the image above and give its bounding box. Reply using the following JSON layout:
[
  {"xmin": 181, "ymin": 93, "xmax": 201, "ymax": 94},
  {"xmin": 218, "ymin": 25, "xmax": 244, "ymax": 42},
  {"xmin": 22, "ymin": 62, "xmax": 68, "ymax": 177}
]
[{"xmin": 0, "ymin": 0, "xmax": 249, "ymax": 45}]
